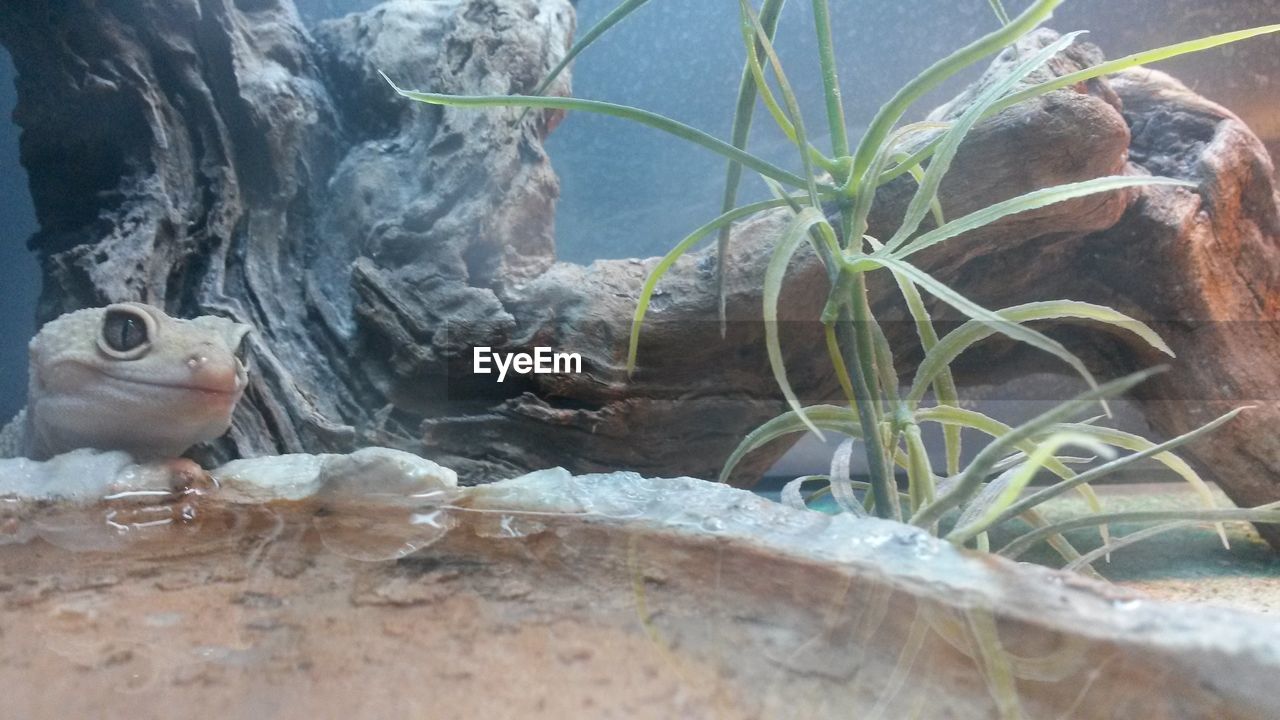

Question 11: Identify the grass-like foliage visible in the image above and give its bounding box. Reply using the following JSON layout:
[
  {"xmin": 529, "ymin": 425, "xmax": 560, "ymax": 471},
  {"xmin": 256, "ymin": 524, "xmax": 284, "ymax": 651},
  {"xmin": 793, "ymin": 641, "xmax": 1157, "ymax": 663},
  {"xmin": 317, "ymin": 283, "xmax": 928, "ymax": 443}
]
[{"xmin": 385, "ymin": 0, "xmax": 1280, "ymax": 572}]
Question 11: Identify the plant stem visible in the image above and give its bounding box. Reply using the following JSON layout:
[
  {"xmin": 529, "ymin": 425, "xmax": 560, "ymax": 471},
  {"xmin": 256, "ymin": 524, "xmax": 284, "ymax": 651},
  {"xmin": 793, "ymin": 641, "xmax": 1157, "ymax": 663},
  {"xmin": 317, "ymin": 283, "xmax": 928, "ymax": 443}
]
[
  {"xmin": 811, "ymin": 0, "xmax": 849, "ymax": 161},
  {"xmin": 837, "ymin": 278, "xmax": 894, "ymax": 518},
  {"xmin": 824, "ymin": 323, "xmax": 858, "ymax": 409},
  {"xmin": 719, "ymin": 0, "xmax": 790, "ymax": 334}
]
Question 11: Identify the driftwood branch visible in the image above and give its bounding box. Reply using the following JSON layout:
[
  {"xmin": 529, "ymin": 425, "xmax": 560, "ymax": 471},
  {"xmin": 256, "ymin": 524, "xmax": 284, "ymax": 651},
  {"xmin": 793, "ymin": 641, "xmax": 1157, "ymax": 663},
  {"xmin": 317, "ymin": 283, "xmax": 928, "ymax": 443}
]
[{"xmin": 3, "ymin": 2, "xmax": 1279, "ymax": 542}]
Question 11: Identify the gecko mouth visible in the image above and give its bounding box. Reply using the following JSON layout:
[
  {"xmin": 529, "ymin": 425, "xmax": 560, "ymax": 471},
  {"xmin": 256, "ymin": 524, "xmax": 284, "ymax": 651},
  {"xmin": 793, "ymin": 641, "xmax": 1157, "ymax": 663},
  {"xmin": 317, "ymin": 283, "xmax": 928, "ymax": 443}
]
[
  {"xmin": 105, "ymin": 374, "xmax": 244, "ymax": 399},
  {"xmin": 139, "ymin": 380, "xmax": 241, "ymax": 397}
]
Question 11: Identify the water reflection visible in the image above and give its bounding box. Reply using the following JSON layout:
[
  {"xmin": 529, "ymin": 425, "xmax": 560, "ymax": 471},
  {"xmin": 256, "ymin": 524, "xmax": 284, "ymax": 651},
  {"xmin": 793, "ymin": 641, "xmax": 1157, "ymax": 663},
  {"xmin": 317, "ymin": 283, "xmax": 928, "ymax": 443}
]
[{"xmin": 0, "ymin": 471, "xmax": 1267, "ymax": 718}]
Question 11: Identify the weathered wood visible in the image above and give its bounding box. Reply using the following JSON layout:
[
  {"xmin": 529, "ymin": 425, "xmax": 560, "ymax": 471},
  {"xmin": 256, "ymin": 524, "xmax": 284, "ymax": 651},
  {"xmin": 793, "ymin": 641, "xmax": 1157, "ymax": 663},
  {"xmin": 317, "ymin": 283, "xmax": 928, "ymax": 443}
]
[{"xmin": 3, "ymin": 3, "xmax": 1279, "ymax": 542}]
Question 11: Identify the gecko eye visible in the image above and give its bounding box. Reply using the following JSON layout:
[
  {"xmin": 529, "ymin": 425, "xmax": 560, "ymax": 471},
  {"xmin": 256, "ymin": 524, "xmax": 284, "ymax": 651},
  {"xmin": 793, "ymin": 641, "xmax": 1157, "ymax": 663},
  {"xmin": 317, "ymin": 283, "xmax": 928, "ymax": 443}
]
[{"xmin": 99, "ymin": 305, "xmax": 154, "ymax": 359}]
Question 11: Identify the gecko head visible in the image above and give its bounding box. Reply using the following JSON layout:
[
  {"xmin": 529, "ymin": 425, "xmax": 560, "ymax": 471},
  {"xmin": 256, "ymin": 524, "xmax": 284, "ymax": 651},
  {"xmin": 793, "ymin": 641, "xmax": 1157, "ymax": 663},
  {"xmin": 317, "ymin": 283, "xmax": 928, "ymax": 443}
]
[{"xmin": 27, "ymin": 302, "xmax": 254, "ymax": 460}]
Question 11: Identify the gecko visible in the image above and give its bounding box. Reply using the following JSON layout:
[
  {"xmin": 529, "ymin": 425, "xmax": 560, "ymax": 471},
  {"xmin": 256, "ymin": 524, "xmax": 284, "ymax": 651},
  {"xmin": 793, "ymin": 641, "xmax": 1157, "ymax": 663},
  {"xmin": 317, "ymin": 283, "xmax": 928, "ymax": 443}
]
[
  {"xmin": 0, "ymin": 302, "xmax": 252, "ymax": 461},
  {"xmin": 0, "ymin": 303, "xmax": 463, "ymax": 543}
]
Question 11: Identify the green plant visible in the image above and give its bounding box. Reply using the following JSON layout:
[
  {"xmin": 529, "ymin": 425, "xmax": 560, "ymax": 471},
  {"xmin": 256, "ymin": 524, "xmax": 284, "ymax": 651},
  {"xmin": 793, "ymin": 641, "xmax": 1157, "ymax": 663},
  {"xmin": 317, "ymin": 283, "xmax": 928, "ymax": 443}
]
[{"xmin": 385, "ymin": 0, "xmax": 1280, "ymax": 571}]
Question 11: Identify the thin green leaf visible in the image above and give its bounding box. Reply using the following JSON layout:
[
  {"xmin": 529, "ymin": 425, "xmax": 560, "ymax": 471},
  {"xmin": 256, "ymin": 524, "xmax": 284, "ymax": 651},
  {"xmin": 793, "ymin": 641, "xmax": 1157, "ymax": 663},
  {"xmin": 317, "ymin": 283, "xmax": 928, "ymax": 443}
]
[
  {"xmin": 736, "ymin": 2, "xmax": 800, "ymax": 147},
  {"xmin": 914, "ymin": 405, "xmax": 1104, "ymax": 521},
  {"xmin": 628, "ymin": 198, "xmax": 796, "ymax": 374},
  {"xmin": 869, "ymin": 308, "xmax": 903, "ymax": 413},
  {"xmin": 765, "ymin": 208, "xmax": 834, "ymax": 437},
  {"xmin": 1048, "ymin": 421, "xmax": 1229, "ymax": 546},
  {"xmin": 851, "ymin": 256, "xmax": 1103, "ymax": 396},
  {"xmin": 908, "ymin": 299, "xmax": 1175, "ymax": 407},
  {"xmin": 1062, "ymin": 521, "xmax": 1196, "ymax": 573},
  {"xmin": 780, "ymin": 474, "xmax": 823, "ymax": 511},
  {"xmin": 851, "ymin": 122, "xmax": 948, "ymax": 243},
  {"xmin": 1019, "ymin": 506, "xmax": 1104, "ymax": 579},
  {"xmin": 987, "ymin": 408, "xmax": 1246, "ymax": 531},
  {"xmin": 875, "ymin": 26, "xmax": 1280, "ymax": 192},
  {"xmin": 948, "ymin": 432, "xmax": 1115, "ymax": 543},
  {"xmin": 904, "ymin": 424, "xmax": 936, "ymax": 514},
  {"xmin": 882, "ymin": 256, "xmax": 961, "ymax": 474},
  {"xmin": 839, "ymin": 277, "xmax": 898, "ymax": 518},
  {"xmin": 885, "ymin": 31, "xmax": 1086, "ymax": 251},
  {"xmin": 719, "ymin": 0, "xmax": 790, "ymax": 332},
  {"xmin": 995, "ymin": 25, "xmax": 1280, "ymax": 116},
  {"xmin": 891, "ymin": 176, "xmax": 1195, "ymax": 259},
  {"xmin": 993, "ymin": 453, "xmax": 1096, "ymax": 471},
  {"xmin": 526, "ymin": 0, "xmax": 652, "ymax": 101},
  {"xmin": 381, "ymin": 73, "xmax": 819, "ymax": 191},
  {"xmin": 738, "ymin": 0, "xmax": 821, "ymax": 209},
  {"xmin": 876, "ymin": 26, "xmax": 1280, "ymax": 189},
  {"xmin": 999, "ymin": 503, "xmax": 1280, "ymax": 560},
  {"xmin": 911, "ymin": 369, "xmax": 1161, "ymax": 528},
  {"xmin": 986, "ymin": 0, "xmax": 1011, "ymax": 25},
  {"xmin": 868, "ymin": 605, "xmax": 933, "ymax": 720},
  {"xmin": 965, "ymin": 609, "xmax": 1023, "ymax": 719},
  {"xmin": 900, "ymin": 154, "xmax": 946, "ymax": 229},
  {"xmin": 764, "ymin": 175, "xmax": 843, "ymax": 265},
  {"xmin": 719, "ymin": 405, "xmax": 862, "ymax": 483},
  {"xmin": 829, "ymin": 438, "xmax": 869, "ymax": 515},
  {"xmin": 877, "ymin": 133, "xmax": 943, "ymax": 186},
  {"xmin": 789, "ymin": 477, "xmax": 913, "ymax": 507},
  {"xmin": 847, "ymin": 0, "xmax": 1063, "ymax": 193}
]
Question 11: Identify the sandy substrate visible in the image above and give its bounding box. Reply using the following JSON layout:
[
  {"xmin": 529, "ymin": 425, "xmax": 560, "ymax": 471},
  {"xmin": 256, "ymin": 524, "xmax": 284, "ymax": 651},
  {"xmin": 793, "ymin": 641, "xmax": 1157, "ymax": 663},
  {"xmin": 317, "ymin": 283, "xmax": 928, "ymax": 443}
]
[
  {"xmin": 1128, "ymin": 575, "xmax": 1280, "ymax": 613},
  {"xmin": 1018, "ymin": 483, "xmax": 1280, "ymax": 615},
  {"xmin": 1, "ymin": 526, "xmax": 755, "ymax": 720},
  {"xmin": 2, "ymin": 479, "xmax": 1278, "ymax": 719}
]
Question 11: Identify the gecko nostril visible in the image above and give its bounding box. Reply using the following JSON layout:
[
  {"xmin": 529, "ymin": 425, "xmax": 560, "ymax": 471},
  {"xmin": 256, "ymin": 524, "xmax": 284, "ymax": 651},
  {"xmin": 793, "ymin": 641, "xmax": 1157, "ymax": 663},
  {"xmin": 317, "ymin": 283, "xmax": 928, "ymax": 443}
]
[{"xmin": 185, "ymin": 350, "xmax": 238, "ymax": 392}]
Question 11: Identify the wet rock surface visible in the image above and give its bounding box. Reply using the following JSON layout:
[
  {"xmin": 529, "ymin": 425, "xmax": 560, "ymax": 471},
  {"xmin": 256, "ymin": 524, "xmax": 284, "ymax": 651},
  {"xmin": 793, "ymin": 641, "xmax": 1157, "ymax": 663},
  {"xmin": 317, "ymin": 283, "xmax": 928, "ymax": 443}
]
[
  {"xmin": 2, "ymin": 4, "xmax": 1280, "ymax": 544},
  {"xmin": 2, "ymin": 460, "xmax": 1280, "ymax": 718}
]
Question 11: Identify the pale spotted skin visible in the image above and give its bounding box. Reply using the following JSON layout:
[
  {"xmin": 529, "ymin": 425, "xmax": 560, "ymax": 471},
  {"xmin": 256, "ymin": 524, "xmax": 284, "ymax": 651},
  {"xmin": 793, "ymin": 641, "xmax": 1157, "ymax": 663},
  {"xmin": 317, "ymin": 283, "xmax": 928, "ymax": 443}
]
[{"xmin": 0, "ymin": 303, "xmax": 252, "ymax": 460}]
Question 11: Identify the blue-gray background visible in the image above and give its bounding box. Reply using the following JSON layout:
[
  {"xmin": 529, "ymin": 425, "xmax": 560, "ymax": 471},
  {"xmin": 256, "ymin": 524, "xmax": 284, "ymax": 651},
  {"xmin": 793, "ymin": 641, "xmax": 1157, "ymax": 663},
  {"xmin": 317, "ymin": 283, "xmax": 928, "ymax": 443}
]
[{"xmin": 2, "ymin": 0, "xmax": 1276, "ymax": 424}]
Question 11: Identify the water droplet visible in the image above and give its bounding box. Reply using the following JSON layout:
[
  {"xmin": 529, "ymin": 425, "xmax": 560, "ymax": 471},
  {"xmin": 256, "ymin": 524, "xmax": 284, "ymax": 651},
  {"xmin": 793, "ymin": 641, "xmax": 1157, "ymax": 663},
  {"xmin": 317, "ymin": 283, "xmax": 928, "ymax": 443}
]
[
  {"xmin": 472, "ymin": 513, "xmax": 549, "ymax": 539},
  {"xmin": 34, "ymin": 508, "xmax": 135, "ymax": 552},
  {"xmin": 410, "ymin": 509, "xmax": 451, "ymax": 528},
  {"xmin": 700, "ymin": 517, "xmax": 726, "ymax": 533},
  {"xmin": 316, "ymin": 504, "xmax": 456, "ymax": 562}
]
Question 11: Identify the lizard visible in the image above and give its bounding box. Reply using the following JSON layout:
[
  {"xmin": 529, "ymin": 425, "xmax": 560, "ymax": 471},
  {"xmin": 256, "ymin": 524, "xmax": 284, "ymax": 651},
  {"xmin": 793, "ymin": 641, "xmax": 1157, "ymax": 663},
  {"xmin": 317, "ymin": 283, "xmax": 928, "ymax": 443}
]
[
  {"xmin": 0, "ymin": 302, "xmax": 252, "ymax": 461},
  {"xmin": 0, "ymin": 303, "xmax": 457, "ymax": 518}
]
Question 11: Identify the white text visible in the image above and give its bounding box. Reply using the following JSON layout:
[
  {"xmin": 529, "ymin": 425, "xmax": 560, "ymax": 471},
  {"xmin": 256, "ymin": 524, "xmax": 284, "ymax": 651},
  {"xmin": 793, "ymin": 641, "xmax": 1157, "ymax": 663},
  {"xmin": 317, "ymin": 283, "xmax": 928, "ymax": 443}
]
[{"xmin": 472, "ymin": 347, "xmax": 582, "ymax": 382}]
